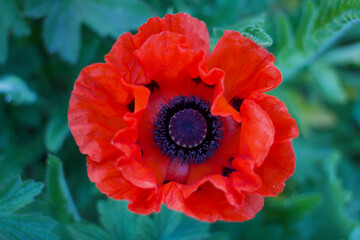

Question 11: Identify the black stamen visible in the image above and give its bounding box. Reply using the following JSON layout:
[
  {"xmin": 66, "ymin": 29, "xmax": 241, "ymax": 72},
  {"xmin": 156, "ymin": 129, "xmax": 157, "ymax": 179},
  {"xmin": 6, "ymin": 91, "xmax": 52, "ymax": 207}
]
[
  {"xmin": 230, "ymin": 97, "xmax": 243, "ymax": 112},
  {"xmin": 144, "ymin": 80, "xmax": 160, "ymax": 93},
  {"xmin": 127, "ymin": 99, "xmax": 135, "ymax": 112}
]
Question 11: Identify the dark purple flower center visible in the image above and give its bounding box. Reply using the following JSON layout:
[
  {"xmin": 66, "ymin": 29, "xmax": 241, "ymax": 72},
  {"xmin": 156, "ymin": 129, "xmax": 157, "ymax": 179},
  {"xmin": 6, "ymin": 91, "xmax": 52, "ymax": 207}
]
[
  {"xmin": 169, "ymin": 109, "xmax": 207, "ymax": 148},
  {"xmin": 153, "ymin": 95, "xmax": 222, "ymax": 164}
]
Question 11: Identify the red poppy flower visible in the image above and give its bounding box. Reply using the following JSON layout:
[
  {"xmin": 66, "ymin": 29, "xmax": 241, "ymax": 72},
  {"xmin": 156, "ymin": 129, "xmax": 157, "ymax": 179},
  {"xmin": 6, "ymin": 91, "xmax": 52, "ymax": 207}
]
[{"xmin": 68, "ymin": 13, "xmax": 298, "ymax": 222}]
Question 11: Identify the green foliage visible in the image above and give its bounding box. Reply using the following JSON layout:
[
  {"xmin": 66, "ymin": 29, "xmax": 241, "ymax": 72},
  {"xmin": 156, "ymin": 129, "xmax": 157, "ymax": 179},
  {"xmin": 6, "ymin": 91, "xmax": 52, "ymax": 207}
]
[
  {"xmin": 0, "ymin": 0, "xmax": 31, "ymax": 64},
  {"xmin": 277, "ymin": 0, "xmax": 360, "ymax": 79},
  {"xmin": 68, "ymin": 222, "xmax": 112, "ymax": 240},
  {"xmin": 310, "ymin": 63, "xmax": 347, "ymax": 104},
  {"xmin": 0, "ymin": 75, "xmax": 37, "ymax": 105},
  {"xmin": 136, "ymin": 205, "xmax": 211, "ymax": 240},
  {"xmin": 0, "ymin": 176, "xmax": 43, "ymax": 213},
  {"xmin": 0, "ymin": 213, "xmax": 58, "ymax": 240},
  {"xmin": 45, "ymin": 155, "xmax": 80, "ymax": 222},
  {"xmin": 45, "ymin": 117, "xmax": 70, "ymax": 153},
  {"xmin": 304, "ymin": 0, "xmax": 360, "ymax": 52},
  {"xmin": 98, "ymin": 200, "xmax": 139, "ymax": 240},
  {"xmin": 70, "ymin": 200, "xmax": 212, "ymax": 240},
  {"xmin": 266, "ymin": 193, "xmax": 322, "ymax": 222},
  {"xmin": 240, "ymin": 26, "xmax": 273, "ymax": 47},
  {"xmin": 0, "ymin": 176, "xmax": 58, "ymax": 240},
  {"xmin": 321, "ymin": 42, "xmax": 360, "ymax": 67},
  {"xmin": 24, "ymin": 0, "xmax": 153, "ymax": 63},
  {"xmin": 213, "ymin": 16, "xmax": 273, "ymax": 48}
]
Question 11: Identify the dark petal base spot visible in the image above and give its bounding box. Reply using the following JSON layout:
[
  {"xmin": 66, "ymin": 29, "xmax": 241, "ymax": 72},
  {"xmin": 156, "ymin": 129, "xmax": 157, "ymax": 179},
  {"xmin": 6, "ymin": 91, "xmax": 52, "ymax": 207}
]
[
  {"xmin": 153, "ymin": 95, "xmax": 223, "ymax": 164},
  {"xmin": 144, "ymin": 80, "xmax": 160, "ymax": 93},
  {"xmin": 229, "ymin": 97, "xmax": 243, "ymax": 112},
  {"xmin": 127, "ymin": 99, "xmax": 135, "ymax": 112},
  {"xmin": 191, "ymin": 77, "xmax": 215, "ymax": 88},
  {"xmin": 221, "ymin": 167, "xmax": 236, "ymax": 177},
  {"xmin": 221, "ymin": 157, "xmax": 236, "ymax": 177}
]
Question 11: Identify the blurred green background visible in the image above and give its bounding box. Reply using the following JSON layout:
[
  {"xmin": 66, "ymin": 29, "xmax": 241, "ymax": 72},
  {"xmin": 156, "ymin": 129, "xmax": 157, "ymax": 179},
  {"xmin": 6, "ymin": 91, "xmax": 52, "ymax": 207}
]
[{"xmin": 0, "ymin": 0, "xmax": 360, "ymax": 239}]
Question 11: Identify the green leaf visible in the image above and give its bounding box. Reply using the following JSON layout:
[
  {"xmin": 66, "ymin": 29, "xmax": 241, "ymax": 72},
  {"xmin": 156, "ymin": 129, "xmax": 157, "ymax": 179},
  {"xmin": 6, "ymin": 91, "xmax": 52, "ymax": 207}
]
[
  {"xmin": 45, "ymin": 117, "xmax": 70, "ymax": 153},
  {"xmin": 276, "ymin": 13, "xmax": 294, "ymax": 51},
  {"xmin": 240, "ymin": 26, "xmax": 273, "ymax": 47},
  {"xmin": 350, "ymin": 226, "xmax": 360, "ymax": 240},
  {"xmin": 296, "ymin": 151, "xmax": 356, "ymax": 240},
  {"xmin": 81, "ymin": 0, "xmax": 153, "ymax": 38},
  {"xmin": 304, "ymin": 0, "xmax": 360, "ymax": 52},
  {"xmin": 310, "ymin": 62, "xmax": 348, "ymax": 104},
  {"xmin": 271, "ymin": 87, "xmax": 337, "ymax": 136},
  {"xmin": 98, "ymin": 199, "xmax": 139, "ymax": 240},
  {"xmin": 25, "ymin": 0, "xmax": 153, "ymax": 63},
  {"xmin": 213, "ymin": 26, "xmax": 272, "ymax": 47},
  {"xmin": 354, "ymin": 96, "xmax": 360, "ymax": 128},
  {"xmin": 45, "ymin": 155, "xmax": 80, "ymax": 222},
  {"xmin": 277, "ymin": 0, "xmax": 360, "ymax": 80},
  {"xmin": 136, "ymin": 206, "xmax": 211, "ymax": 240},
  {"xmin": 68, "ymin": 222, "xmax": 112, "ymax": 240},
  {"xmin": 0, "ymin": 213, "xmax": 58, "ymax": 240},
  {"xmin": 266, "ymin": 193, "xmax": 322, "ymax": 222},
  {"xmin": 0, "ymin": 75, "xmax": 37, "ymax": 105},
  {"xmin": 295, "ymin": 0, "xmax": 315, "ymax": 50},
  {"xmin": 0, "ymin": 0, "xmax": 31, "ymax": 64},
  {"xmin": 204, "ymin": 232, "xmax": 230, "ymax": 240},
  {"xmin": 321, "ymin": 42, "xmax": 360, "ymax": 68},
  {"xmin": 0, "ymin": 133, "xmax": 44, "ymax": 182},
  {"xmin": 0, "ymin": 175, "xmax": 43, "ymax": 213}
]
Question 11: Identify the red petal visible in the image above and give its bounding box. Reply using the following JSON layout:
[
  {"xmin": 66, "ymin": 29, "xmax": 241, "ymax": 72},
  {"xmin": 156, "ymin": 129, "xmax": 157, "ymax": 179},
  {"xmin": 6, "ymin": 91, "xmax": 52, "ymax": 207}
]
[
  {"xmin": 186, "ymin": 116, "xmax": 240, "ymax": 184},
  {"xmin": 240, "ymin": 99, "xmax": 275, "ymax": 167},
  {"xmin": 68, "ymin": 63, "xmax": 127, "ymax": 162},
  {"xmin": 105, "ymin": 33, "xmax": 149, "ymax": 85},
  {"xmin": 87, "ymin": 157, "xmax": 159, "ymax": 214},
  {"xmin": 134, "ymin": 13, "xmax": 209, "ymax": 55},
  {"xmin": 255, "ymin": 140, "xmax": 296, "ymax": 196},
  {"xmin": 181, "ymin": 181, "xmax": 263, "ymax": 222},
  {"xmin": 252, "ymin": 94, "xmax": 299, "ymax": 142},
  {"xmin": 161, "ymin": 175, "xmax": 246, "ymax": 222},
  {"xmin": 207, "ymin": 30, "xmax": 281, "ymax": 99},
  {"xmin": 105, "ymin": 13, "xmax": 209, "ymax": 85},
  {"xmin": 111, "ymin": 84, "xmax": 159, "ymax": 188},
  {"xmin": 231, "ymin": 157, "xmax": 262, "ymax": 193},
  {"xmin": 134, "ymin": 31, "xmax": 205, "ymax": 80}
]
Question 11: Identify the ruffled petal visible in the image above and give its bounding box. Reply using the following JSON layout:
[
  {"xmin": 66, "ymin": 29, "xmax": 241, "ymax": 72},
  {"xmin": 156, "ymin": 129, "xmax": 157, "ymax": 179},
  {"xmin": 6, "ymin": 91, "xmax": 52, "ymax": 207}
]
[
  {"xmin": 181, "ymin": 180, "xmax": 263, "ymax": 222},
  {"xmin": 252, "ymin": 94, "xmax": 299, "ymax": 142},
  {"xmin": 111, "ymin": 84, "xmax": 159, "ymax": 188},
  {"xmin": 255, "ymin": 140, "xmax": 296, "ymax": 196},
  {"xmin": 68, "ymin": 63, "xmax": 128, "ymax": 162},
  {"xmin": 134, "ymin": 13, "xmax": 209, "ymax": 55},
  {"xmin": 105, "ymin": 33, "xmax": 149, "ymax": 85},
  {"xmin": 134, "ymin": 31, "xmax": 205, "ymax": 81},
  {"xmin": 240, "ymin": 99, "xmax": 275, "ymax": 167},
  {"xmin": 87, "ymin": 157, "xmax": 159, "ymax": 214},
  {"xmin": 207, "ymin": 30, "xmax": 281, "ymax": 100},
  {"xmin": 230, "ymin": 157, "xmax": 262, "ymax": 193},
  {"xmin": 105, "ymin": 13, "xmax": 209, "ymax": 85},
  {"xmin": 161, "ymin": 175, "xmax": 246, "ymax": 222}
]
